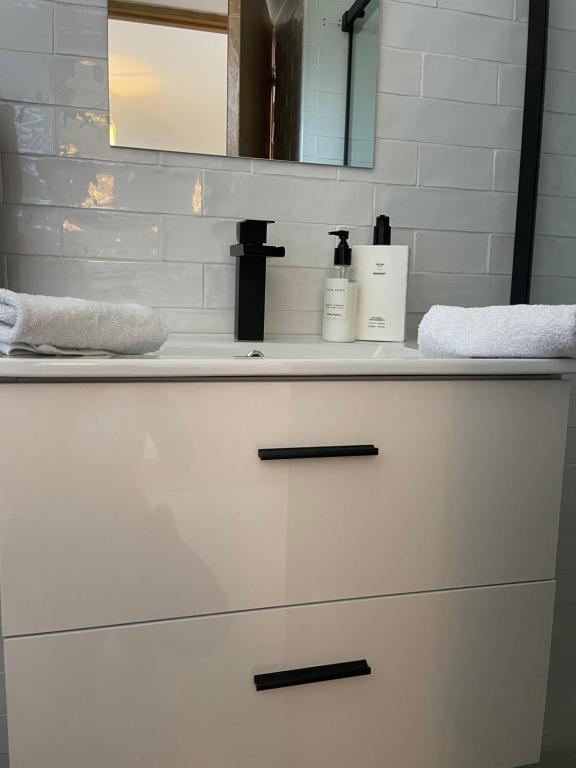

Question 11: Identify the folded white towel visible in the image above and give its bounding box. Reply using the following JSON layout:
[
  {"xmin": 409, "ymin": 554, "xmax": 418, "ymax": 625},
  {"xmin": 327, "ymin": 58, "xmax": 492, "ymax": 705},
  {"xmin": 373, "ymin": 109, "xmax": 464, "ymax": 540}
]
[
  {"xmin": 0, "ymin": 289, "xmax": 169, "ymax": 357},
  {"xmin": 418, "ymin": 304, "xmax": 576, "ymax": 359}
]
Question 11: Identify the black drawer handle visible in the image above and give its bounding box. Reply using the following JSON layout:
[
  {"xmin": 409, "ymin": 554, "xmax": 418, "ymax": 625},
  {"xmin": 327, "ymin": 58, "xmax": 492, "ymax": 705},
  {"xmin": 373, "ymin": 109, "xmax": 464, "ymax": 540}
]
[
  {"xmin": 254, "ymin": 659, "xmax": 371, "ymax": 691},
  {"xmin": 258, "ymin": 445, "xmax": 379, "ymax": 461}
]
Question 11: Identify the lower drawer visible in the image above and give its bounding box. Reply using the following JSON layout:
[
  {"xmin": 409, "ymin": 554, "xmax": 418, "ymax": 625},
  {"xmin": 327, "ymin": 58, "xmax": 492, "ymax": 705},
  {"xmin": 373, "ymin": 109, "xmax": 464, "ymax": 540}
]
[{"xmin": 5, "ymin": 581, "xmax": 554, "ymax": 768}]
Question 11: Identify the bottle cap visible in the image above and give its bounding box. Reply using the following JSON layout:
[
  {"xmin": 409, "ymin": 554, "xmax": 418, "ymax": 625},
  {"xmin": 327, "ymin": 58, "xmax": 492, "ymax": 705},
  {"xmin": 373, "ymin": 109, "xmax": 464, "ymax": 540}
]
[
  {"xmin": 329, "ymin": 230, "xmax": 352, "ymax": 266},
  {"xmin": 373, "ymin": 215, "xmax": 391, "ymax": 245}
]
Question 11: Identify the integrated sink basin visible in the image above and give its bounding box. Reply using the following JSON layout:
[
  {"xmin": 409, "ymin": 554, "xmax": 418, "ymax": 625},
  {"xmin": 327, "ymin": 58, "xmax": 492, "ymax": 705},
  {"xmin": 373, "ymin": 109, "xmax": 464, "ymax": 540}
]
[{"xmin": 159, "ymin": 339, "xmax": 420, "ymax": 360}]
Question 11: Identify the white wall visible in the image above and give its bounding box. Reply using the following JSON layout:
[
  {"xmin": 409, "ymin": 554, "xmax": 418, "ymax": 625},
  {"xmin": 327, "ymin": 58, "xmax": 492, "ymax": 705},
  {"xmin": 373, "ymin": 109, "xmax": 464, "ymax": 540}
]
[{"xmin": 109, "ymin": 20, "xmax": 228, "ymax": 155}]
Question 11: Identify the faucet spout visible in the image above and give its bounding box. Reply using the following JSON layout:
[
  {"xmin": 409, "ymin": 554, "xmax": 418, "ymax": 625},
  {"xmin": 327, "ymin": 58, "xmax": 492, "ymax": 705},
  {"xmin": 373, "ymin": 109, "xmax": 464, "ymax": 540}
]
[{"xmin": 230, "ymin": 220, "xmax": 285, "ymax": 341}]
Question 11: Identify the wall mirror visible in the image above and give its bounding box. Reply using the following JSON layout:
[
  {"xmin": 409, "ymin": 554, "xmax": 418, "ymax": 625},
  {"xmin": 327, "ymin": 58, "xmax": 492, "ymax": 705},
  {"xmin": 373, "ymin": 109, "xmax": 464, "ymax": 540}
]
[{"xmin": 107, "ymin": 0, "xmax": 380, "ymax": 167}]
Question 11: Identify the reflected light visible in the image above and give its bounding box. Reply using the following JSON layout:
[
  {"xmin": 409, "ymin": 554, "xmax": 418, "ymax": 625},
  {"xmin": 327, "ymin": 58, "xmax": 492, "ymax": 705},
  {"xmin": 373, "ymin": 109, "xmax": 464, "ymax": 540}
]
[
  {"xmin": 109, "ymin": 114, "xmax": 118, "ymax": 146},
  {"xmin": 192, "ymin": 178, "xmax": 203, "ymax": 214},
  {"xmin": 62, "ymin": 219, "xmax": 82, "ymax": 233},
  {"xmin": 62, "ymin": 142, "xmax": 79, "ymax": 156},
  {"xmin": 109, "ymin": 54, "xmax": 161, "ymax": 98},
  {"xmin": 82, "ymin": 173, "xmax": 115, "ymax": 208}
]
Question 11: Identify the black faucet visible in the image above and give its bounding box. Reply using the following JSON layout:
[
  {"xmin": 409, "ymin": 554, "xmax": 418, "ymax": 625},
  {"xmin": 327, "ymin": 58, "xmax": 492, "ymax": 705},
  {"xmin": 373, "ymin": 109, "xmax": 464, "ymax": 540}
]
[{"xmin": 230, "ymin": 219, "xmax": 285, "ymax": 341}]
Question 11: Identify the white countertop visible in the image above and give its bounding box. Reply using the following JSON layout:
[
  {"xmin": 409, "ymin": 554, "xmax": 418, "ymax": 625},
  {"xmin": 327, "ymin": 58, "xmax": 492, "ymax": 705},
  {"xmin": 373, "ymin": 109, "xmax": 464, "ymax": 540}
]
[{"xmin": 1, "ymin": 337, "xmax": 576, "ymax": 379}]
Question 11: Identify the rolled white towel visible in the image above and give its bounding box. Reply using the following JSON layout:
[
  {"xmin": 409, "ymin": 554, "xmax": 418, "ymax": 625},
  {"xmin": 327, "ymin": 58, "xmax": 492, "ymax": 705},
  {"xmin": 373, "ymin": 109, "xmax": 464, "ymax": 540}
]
[
  {"xmin": 0, "ymin": 289, "xmax": 168, "ymax": 357},
  {"xmin": 418, "ymin": 304, "xmax": 576, "ymax": 359}
]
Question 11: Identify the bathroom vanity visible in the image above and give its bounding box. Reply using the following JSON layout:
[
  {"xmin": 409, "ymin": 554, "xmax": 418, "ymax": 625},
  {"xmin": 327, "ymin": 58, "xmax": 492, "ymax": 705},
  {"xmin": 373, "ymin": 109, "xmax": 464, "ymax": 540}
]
[{"xmin": 0, "ymin": 341, "xmax": 573, "ymax": 768}]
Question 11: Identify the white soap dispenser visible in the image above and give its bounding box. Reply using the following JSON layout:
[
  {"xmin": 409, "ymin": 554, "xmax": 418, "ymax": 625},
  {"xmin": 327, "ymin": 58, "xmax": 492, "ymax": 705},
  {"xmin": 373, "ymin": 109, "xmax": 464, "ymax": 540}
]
[
  {"xmin": 353, "ymin": 215, "xmax": 409, "ymax": 342},
  {"xmin": 322, "ymin": 229, "xmax": 357, "ymax": 343}
]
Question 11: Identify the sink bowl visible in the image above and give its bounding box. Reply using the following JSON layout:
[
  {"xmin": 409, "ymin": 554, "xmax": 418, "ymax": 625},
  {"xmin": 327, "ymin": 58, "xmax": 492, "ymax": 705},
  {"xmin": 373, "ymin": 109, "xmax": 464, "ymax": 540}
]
[{"xmin": 159, "ymin": 338, "xmax": 421, "ymax": 360}]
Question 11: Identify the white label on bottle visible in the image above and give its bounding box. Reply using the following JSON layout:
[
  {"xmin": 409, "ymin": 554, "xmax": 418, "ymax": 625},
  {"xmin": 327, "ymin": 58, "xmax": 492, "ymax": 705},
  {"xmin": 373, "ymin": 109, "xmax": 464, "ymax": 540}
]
[
  {"xmin": 324, "ymin": 278, "xmax": 350, "ymax": 320},
  {"xmin": 368, "ymin": 316, "xmax": 387, "ymax": 329}
]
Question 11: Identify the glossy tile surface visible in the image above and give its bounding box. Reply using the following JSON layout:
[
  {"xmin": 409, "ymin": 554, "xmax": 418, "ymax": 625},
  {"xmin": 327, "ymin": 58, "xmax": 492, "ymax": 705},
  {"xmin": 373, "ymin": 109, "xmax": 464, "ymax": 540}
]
[
  {"xmin": 203, "ymin": 264, "xmax": 234, "ymax": 309},
  {"xmin": 380, "ymin": 0, "xmax": 527, "ymax": 64},
  {"xmin": 159, "ymin": 151, "xmax": 251, "ymax": 172},
  {"xmin": 418, "ymin": 144, "xmax": 494, "ymax": 191},
  {"xmin": 0, "ymin": 103, "xmax": 56, "ymax": 155},
  {"xmin": 407, "ymin": 272, "xmax": 511, "ymax": 312},
  {"xmin": 61, "ymin": 210, "xmax": 159, "ymax": 260},
  {"xmin": 0, "ymin": 50, "xmax": 107, "ymax": 108},
  {"xmin": 58, "ymin": 108, "xmax": 156, "ymax": 163},
  {"xmin": 377, "ymin": 93, "xmax": 523, "ymax": 149},
  {"xmin": 488, "ymin": 234, "xmax": 515, "ymax": 275},
  {"xmin": 0, "ymin": 206, "xmax": 61, "ymax": 256},
  {"xmin": 160, "ymin": 216, "xmax": 237, "ymax": 263},
  {"xmin": 0, "ymin": 0, "xmax": 53, "ymax": 53},
  {"xmin": 54, "ymin": 4, "xmax": 107, "ymax": 58},
  {"xmin": 413, "ymin": 231, "xmax": 489, "ymax": 274},
  {"xmin": 203, "ymin": 172, "xmax": 373, "ymax": 225},
  {"xmin": 375, "ymin": 185, "xmax": 517, "ymax": 233},
  {"xmin": 160, "ymin": 308, "xmax": 234, "ymax": 334},
  {"xmin": 7, "ymin": 256, "xmax": 203, "ymax": 306},
  {"xmin": 0, "ymin": 0, "xmax": 532, "ymax": 327},
  {"xmin": 423, "ymin": 53, "xmax": 498, "ymax": 105},
  {"xmin": 3, "ymin": 157, "xmax": 203, "ymax": 214},
  {"xmin": 267, "ymin": 266, "xmax": 325, "ymax": 312},
  {"xmin": 338, "ymin": 139, "xmax": 418, "ymax": 184},
  {"xmin": 439, "ymin": 0, "xmax": 514, "ymax": 18}
]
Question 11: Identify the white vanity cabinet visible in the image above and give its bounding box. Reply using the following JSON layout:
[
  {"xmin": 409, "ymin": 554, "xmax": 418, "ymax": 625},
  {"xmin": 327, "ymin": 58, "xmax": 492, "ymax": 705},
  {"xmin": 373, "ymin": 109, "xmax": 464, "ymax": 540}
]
[{"xmin": 0, "ymin": 368, "xmax": 570, "ymax": 768}]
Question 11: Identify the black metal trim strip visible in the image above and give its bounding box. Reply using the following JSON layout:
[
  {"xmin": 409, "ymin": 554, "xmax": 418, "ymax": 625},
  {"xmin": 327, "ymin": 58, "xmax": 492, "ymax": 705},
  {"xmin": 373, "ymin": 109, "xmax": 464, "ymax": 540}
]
[
  {"xmin": 254, "ymin": 660, "xmax": 371, "ymax": 691},
  {"xmin": 342, "ymin": 0, "xmax": 372, "ymax": 30},
  {"xmin": 343, "ymin": 24, "xmax": 354, "ymax": 166},
  {"xmin": 341, "ymin": 0, "xmax": 372, "ymax": 165},
  {"xmin": 258, "ymin": 444, "xmax": 379, "ymax": 460},
  {"xmin": 510, "ymin": 0, "xmax": 550, "ymax": 304}
]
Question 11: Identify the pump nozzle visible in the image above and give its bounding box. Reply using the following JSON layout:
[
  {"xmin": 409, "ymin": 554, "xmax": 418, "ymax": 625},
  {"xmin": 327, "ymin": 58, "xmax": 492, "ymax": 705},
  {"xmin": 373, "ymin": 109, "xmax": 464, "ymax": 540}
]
[{"xmin": 329, "ymin": 229, "xmax": 352, "ymax": 266}]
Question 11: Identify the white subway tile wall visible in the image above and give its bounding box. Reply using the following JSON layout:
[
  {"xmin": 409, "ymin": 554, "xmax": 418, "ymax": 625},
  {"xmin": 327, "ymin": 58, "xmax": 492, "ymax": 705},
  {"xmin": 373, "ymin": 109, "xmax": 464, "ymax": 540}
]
[
  {"xmin": 422, "ymin": 53, "xmax": 498, "ymax": 105},
  {"xmin": 498, "ymin": 63, "xmax": 526, "ymax": 107},
  {"xmin": 0, "ymin": 0, "xmax": 529, "ymax": 342}
]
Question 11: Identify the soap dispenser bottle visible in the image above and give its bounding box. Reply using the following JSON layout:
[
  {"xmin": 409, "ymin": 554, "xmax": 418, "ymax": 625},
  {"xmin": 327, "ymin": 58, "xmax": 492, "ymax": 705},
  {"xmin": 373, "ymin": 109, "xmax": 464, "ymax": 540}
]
[
  {"xmin": 322, "ymin": 230, "xmax": 357, "ymax": 343},
  {"xmin": 352, "ymin": 214, "xmax": 409, "ymax": 342}
]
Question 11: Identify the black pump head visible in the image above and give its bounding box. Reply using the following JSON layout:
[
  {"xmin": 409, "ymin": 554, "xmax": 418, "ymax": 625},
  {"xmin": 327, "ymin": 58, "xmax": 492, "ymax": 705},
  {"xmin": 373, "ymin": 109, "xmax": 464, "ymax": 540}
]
[
  {"xmin": 329, "ymin": 229, "xmax": 352, "ymax": 266},
  {"xmin": 373, "ymin": 215, "xmax": 391, "ymax": 245}
]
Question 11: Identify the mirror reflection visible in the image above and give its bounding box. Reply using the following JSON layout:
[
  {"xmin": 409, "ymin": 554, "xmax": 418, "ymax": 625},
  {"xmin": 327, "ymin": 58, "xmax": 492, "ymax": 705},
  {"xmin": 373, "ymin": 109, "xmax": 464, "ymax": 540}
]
[{"xmin": 107, "ymin": 0, "xmax": 380, "ymax": 166}]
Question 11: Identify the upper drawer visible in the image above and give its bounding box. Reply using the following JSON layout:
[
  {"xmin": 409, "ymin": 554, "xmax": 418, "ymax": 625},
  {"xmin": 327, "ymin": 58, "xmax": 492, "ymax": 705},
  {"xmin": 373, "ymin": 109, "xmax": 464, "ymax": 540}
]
[{"xmin": 0, "ymin": 378, "xmax": 568, "ymax": 636}]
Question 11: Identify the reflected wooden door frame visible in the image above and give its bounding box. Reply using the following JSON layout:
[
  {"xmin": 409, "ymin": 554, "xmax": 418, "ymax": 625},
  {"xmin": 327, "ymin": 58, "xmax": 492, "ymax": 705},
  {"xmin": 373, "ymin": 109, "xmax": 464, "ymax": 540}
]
[{"xmin": 108, "ymin": 1, "xmax": 228, "ymax": 33}]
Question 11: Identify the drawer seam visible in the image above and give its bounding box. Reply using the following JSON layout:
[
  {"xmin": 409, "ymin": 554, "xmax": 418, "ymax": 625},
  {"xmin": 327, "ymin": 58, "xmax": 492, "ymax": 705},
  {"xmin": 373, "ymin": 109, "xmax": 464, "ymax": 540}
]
[{"xmin": 3, "ymin": 577, "xmax": 556, "ymax": 641}]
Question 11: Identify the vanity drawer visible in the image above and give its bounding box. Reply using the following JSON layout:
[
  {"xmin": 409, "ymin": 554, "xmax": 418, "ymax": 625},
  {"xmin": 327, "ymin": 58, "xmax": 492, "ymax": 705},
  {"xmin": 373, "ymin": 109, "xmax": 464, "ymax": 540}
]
[
  {"xmin": 0, "ymin": 379, "xmax": 567, "ymax": 635},
  {"xmin": 4, "ymin": 581, "xmax": 554, "ymax": 768}
]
